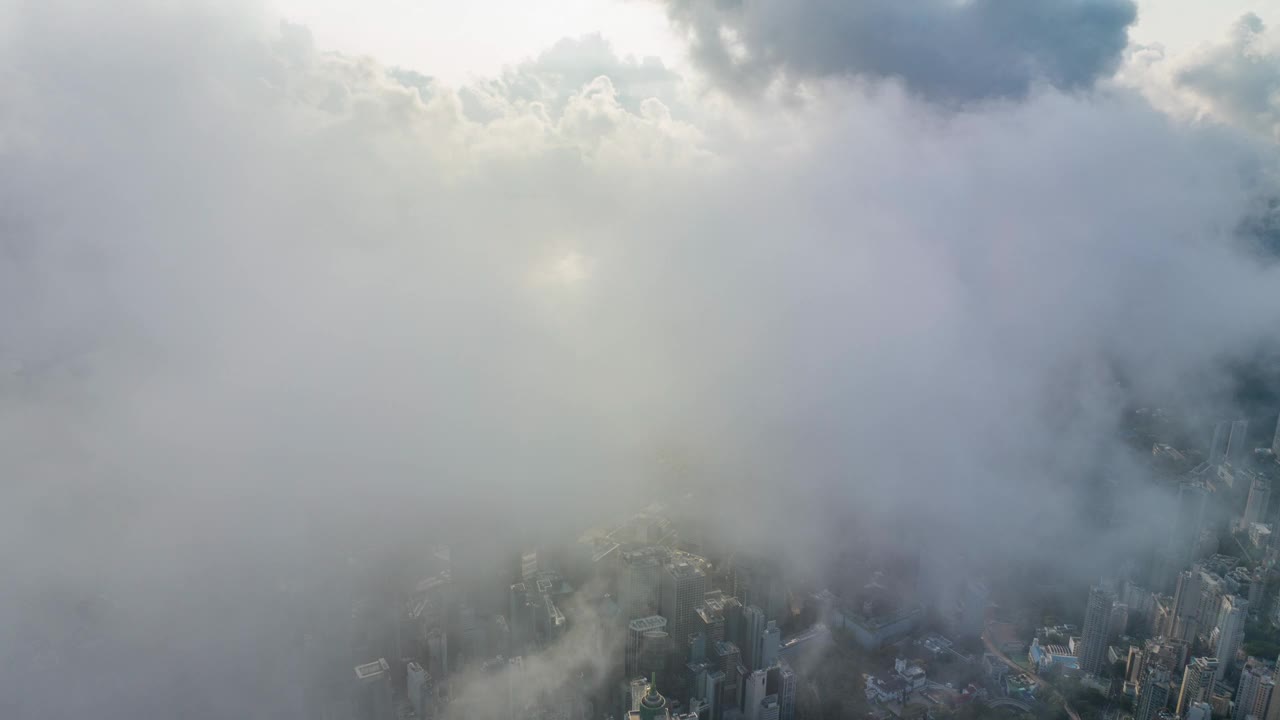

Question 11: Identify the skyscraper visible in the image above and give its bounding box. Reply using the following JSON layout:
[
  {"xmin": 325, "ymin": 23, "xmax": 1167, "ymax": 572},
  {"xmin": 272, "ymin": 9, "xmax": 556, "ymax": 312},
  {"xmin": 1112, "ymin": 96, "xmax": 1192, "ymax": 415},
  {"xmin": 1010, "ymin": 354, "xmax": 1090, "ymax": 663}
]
[
  {"xmin": 1244, "ymin": 477, "xmax": 1271, "ymax": 529},
  {"xmin": 1177, "ymin": 657, "xmax": 1217, "ymax": 716},
  {"xmin": 757, "ymin": 620, "xmax": 780, "ymax": 671},
  {"xmin": 742, "ymin": 669, "xmax": 769, "ymax": 720},
  {"xmin": 1227, "ymin": 420, "xmax": 1251, "ymax": 468},
  {"xmin": 1214, "ymin": 595, "xmax": 1249, "ymax": 680},
  {"xmin": 638, "ymin": 630, "xmax": 672, "ymax": 688},
  {"xmin": 1168, "ymin": 570, "xmax": 1205, "ymax": 642},
  {"xmin": 1197, "ymin": 572, "xmax": 1227, "ymax": 639},
  {"xmin": 621, "ymin": 549, "xmax": 663, "ymax": 621},
  {"xmin": 1272, "ymin": 414, "xmax": 1280, "ymax": 459},
  {"xmin": 661, "ymin": 559, "xmax": 707, "ymax": 654},
  {"xmin": 741, "ymin": 605, "xmax": 766, "ymax": 671},
  {"xmin": 696, "ymin": 600, "xmax": 727, "ymax": 651},
  {"xmin": 1080, "ymin": 584, "xmax": 1117, "ymax": 677},
  {"xmin": 509, "ymin": 582, "xmax": 534, "ymax": 653},
  {"xmin": 705, "ymin": 671, "xmax": 725, "ymax": 720},
  {"xmin": 627, "ymin": 616, "xmax": 668, "ymax": 679},
  {"xmin": 776, "ymin": 662, "xmax": 797, "ymax": 720},
  {"xmin": 732, "ymin": 556, "xmax": 786, "ymax": 623},
  {"xmin": 1211, "ymin": 421, "xmax": 1231, "ymax": 467},
  {"xmin": 1234, "ymin": 658, "xmax": 1276, "ymax": 720},
  {"xmin": 714, "ymin": 641, "xmax": 742, "ymax": 714},
  {"xmin": 1162, "ymin": 483, "xmax": 1210, "ymax": 591}
]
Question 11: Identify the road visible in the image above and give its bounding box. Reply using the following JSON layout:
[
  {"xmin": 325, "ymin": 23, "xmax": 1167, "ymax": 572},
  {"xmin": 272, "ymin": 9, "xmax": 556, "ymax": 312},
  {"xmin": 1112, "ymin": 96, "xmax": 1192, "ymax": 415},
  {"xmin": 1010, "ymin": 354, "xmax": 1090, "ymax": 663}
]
[{"xmin": 982, "ymin": 628, "xmax": 1082, "ymax": 720}]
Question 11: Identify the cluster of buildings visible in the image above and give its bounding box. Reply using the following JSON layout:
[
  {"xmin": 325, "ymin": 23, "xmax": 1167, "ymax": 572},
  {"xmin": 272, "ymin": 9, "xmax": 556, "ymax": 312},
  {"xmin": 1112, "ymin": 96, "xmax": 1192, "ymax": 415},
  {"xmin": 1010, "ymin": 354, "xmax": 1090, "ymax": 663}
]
[
  {"xmin": 336, "ymin": 505, "xmax": 805, "ymax": 720},
  {"xmin": 1054, "ymin": 415, "xmax": 1280, "ymax": 720},
  {"xmin": 611, "ymin": 543, "xmax": 797, "ymax": 720},
  {"xmin": 336, "ymin": 412, "xmax": 1280, "ymax": 720},
  {"xmin": 863, "ymin": 658, "xmax": 929, "ymax": 705}
]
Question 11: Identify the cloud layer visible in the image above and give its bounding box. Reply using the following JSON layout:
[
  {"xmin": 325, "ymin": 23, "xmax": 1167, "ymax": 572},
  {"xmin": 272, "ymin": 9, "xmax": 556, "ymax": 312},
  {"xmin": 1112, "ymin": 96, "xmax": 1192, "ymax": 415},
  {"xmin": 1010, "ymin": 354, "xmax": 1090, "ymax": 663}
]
[{"xmin": 2, "ymin": 2, "xmax": 1279, "ymax": 719}]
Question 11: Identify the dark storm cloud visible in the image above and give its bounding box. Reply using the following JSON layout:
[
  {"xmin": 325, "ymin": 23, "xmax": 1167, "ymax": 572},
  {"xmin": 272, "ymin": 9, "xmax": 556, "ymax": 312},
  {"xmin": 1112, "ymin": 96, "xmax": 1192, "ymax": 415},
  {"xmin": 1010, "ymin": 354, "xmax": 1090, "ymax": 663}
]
[{"xmin": 660, "ymin": 0, "xmax": 1137, "ymax": 102}]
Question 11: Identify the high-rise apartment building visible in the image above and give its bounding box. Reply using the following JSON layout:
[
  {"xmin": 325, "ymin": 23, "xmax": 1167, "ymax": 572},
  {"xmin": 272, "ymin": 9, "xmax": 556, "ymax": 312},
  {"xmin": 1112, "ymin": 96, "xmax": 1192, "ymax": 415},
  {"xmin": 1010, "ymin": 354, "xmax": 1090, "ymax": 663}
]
[
  {"xmin": 1135, "ymin": 665, "xmax": 1172, "ymax": 720},
  {"xmin": 1234, "ymin": 658, "xmax": 1275, "ymax": 720},
  {"xmin": 1167, "ymin": 571, "xmax": 1200, "ymax": 640},
  {"xmin": 1177, "ymin": 657, "xmax": 1218, "ymax": 716},
  {"xmin": 1080, "ymin": 584, "xmax": 1117, "ymax": 677},
  {"xmin": 1197, "ymin": 572, "xmax": 1227, "ymax": 638},
  {"xmin": 1169, "ymin": 567, "xmax": 1224, "ymax": 644},
  {"xmin": 1213, "ymin": 596, "xmax": 1249, "ymax": 680}
]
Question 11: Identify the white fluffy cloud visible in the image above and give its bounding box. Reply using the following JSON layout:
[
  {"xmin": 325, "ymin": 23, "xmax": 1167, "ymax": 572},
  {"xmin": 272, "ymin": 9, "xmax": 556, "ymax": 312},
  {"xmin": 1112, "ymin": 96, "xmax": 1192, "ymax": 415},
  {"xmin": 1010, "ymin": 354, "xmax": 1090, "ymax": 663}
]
[
  {"xmin": 1120, "ymin": 13, "xmax": 1280, "ymax": 141},
  {"xmin": 2, "ymin": 2, "xmax": 1280, "ymax": 719}
]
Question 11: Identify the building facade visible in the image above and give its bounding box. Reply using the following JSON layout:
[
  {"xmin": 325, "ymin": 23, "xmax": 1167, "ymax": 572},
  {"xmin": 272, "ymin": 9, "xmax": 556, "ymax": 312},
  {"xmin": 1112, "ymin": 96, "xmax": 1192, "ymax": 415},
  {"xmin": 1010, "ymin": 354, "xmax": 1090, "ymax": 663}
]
[{"xmin": 1080, "ymin": 584, "xmax": 1117, "ymax": 677}]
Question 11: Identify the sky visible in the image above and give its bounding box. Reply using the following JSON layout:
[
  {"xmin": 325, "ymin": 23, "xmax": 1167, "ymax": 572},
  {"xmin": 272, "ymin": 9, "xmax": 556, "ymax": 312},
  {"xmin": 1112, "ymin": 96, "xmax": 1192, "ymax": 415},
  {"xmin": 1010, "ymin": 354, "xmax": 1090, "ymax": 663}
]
[
  {"xmin": 270, "ymin": 0, "xmax": 687, "ymax": 83},
  {"xmin": 3, "ymin": 0, "xmax": 1280, "ymax": 718}
]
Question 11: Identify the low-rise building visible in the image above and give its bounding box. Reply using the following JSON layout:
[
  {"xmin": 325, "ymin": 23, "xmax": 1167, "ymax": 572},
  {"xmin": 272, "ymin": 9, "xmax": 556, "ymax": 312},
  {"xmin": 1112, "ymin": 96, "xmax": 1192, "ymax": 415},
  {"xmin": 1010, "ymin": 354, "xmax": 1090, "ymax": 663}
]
[
  {"xmin": 830, "ymin": 603, "xmax": 922, "ymax": 651},
  {"xmin": 1005, "ymin": 673, "xmax": 1037, "ymax": 701},
  {"xmin": 1028, "ymin": 638, "xmax": 1079, "ymax": 674}
]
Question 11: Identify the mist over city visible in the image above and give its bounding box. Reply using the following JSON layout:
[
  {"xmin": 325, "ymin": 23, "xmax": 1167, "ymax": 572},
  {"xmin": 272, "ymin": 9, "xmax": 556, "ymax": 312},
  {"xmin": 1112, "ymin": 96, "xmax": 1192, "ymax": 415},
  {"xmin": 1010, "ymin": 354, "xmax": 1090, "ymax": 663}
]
[{"xmin": 4, "ymin": 1, "xmax": 1280, "ymax": 719}]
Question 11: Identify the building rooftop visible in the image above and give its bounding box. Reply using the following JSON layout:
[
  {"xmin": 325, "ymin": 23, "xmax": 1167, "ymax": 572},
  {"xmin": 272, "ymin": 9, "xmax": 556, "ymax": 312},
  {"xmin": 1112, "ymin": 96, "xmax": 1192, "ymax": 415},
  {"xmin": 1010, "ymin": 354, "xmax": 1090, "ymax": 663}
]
[
  {"xmin": 667, "ymin": 560, "xmax": 705, "ymax": 579},
  {"xmin": 354, "ymin": 658, "xmax": 389, "ymax": 680},
  {"xmin": 629, "ymin": 616, "xmax": 668, "ymax": 632},
  {"xmin": 696, "ymin": 604, "xmax": 724, "ymax": 624}
]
